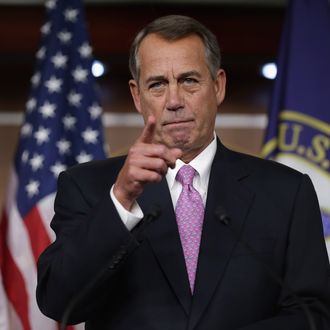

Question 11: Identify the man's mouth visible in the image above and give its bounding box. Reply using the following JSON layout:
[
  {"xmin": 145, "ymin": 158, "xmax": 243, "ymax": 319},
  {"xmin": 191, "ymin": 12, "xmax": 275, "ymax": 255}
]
[{"xmin": 162, "ymin": 119, "xmax": 194, "ymax": 127}]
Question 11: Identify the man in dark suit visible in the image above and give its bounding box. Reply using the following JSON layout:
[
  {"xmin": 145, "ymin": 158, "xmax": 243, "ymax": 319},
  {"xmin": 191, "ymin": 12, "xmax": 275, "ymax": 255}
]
[{"xmin": 37, "ymin": 15, "xmax": 330, "ymax": 329}]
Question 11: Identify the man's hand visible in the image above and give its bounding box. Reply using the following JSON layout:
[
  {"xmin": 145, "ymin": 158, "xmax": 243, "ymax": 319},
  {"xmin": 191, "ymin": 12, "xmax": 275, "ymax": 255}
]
[{"xmin": 113, "ymin": 116, "xmax": 182, "ymax": 211}]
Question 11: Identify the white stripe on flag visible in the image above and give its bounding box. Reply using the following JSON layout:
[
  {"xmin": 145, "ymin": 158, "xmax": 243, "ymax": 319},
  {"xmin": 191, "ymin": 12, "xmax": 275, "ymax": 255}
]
[{"xmin": 5, "ymin": 302, "xmax": 24, "ymax": 330}]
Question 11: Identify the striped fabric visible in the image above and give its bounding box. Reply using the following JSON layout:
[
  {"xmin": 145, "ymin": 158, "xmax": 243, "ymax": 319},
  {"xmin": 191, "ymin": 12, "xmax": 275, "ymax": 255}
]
[{"xmin": 0, "ymin": 0, "xmax": 106, "ymax": 329}]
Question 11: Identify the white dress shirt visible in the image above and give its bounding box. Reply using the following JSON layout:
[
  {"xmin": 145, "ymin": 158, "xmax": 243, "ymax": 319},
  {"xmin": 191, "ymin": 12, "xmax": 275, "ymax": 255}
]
[{"xmin": 110, "ymin": 135, "xmax": 217, "ymax": 231}]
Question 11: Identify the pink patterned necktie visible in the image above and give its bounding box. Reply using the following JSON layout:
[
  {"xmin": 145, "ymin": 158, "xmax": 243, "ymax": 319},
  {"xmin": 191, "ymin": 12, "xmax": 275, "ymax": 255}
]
[{"xmin": 175, "ymin": 165, "xmax": 205, "ymax": 293}]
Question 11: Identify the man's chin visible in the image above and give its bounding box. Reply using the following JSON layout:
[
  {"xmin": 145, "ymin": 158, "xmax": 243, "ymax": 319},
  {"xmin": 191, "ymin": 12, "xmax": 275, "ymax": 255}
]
[
  {"xmin": 160, "ymin": 125, "xmax": 193, "ymax": 144},
  {"xmin": 164, "ymin": 136, "xmax": 191, "ymax": 151}
]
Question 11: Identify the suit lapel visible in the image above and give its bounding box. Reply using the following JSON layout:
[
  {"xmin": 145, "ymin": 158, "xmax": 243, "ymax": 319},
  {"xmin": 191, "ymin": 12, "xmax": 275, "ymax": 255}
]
[
  {"xmin": 188, "ymin": 143, "xmax": 255, "ymax": 330},
  {"xmin": 137, "ymin": 142, "xmax": 255, "ymax": 324},
  {"xmin": 138, "ymin": 178, "xmax": 192, "ymax": 315}
]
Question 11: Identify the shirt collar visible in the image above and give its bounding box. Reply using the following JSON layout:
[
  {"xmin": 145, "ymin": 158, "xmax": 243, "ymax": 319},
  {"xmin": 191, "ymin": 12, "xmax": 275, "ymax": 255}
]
[{"xmin": 166, "ymin": 133, "xmax": 217, "ymax": 190}]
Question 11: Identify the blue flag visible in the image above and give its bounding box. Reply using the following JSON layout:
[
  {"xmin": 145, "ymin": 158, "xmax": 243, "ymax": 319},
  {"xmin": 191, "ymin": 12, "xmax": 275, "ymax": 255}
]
[
  {"xmin": 0, "ymin": 0, "xmax": 105, "ymax": 328},
  {"xmin": 262, "ymin": 0, "xmax": 330, "ymax": 254}
]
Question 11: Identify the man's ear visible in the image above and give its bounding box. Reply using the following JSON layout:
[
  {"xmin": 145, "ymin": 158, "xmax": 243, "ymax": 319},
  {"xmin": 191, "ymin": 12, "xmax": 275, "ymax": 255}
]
[
  {"xmin": 129, "ymin": 79, "xmax": 142, "ymax": 113},
  {"xmin": 214, "ymin": 69, "xmax": 226, "ymax": 106}
]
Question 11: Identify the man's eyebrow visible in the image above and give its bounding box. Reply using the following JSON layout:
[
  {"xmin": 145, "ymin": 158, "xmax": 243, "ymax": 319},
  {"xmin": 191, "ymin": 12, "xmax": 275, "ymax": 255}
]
[
  {"xmin": 177, "ymin": 71, "xmax": 202, "ymax": 79},
  {"xmin": 145, "ymin": 75, "xmax": 167, "ymax": 85}
]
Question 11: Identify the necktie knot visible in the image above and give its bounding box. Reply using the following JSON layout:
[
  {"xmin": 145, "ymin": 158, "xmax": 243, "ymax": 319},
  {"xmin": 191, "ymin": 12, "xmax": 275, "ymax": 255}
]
[{"xmin": 176, "ymin": 165, "xmax": 196, "ymax": 186}]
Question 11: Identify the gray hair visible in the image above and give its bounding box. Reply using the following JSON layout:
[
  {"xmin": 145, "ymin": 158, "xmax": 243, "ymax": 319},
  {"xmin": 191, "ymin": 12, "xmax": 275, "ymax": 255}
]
[{"xmin": 129, "ymin": 15, "xmax": 221, "ymax": 82}]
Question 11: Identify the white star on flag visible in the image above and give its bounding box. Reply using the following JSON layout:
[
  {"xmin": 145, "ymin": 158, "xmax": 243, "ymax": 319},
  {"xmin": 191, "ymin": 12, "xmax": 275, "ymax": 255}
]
[
  {"xmin": 45, "ymin": 76, "xmax": 62, "ymax": 93},
  {"xmin": 25, "ymin": 180, "xmax": 40, "ymax": 198},
  {"xmin": 34, "ymin": 126, "xmax": 50, "ymax": 145},
  {"xmin": 64, "ymin": 8, "xmax": 79, "ymax": 22},
  {"xmin": 41, "ymin": 22, "xmax": 51, "ymax": 35},
  {"xmin": 45, "ymin": 0, "xmax": 57, "ymax": 10},
  {"xmin": 72, "ymin": 65, "xmax": 88, "ymax": 83},
  {"xmin": 57, "ymin": 30, "xmax": 72, "ymax": 44},
  {"xmin": 21, "ymin": 123, "xmax": 33, "ymax": 137},
  {"xmin": 62, "ymin": 114, "xmax": 77, "ymax": 130},
  {"xmin": 51, "ymin": 52, "xmax": 68, "ymax": 69},
  {"xmin": 39, "ymin": 101, "xmax": 56, "ymax": 118},
  {"xmin": 36, "ymin": 47, "xmax": 46, "ymax": 60},
  {"xmin": 82, "ymin": 127, "xmax": 99, "ymax": 144},
  {"xmin": 29, "ymin": 154, "xmax": 45, "ymax": 172},
  {"xmin": 50, "ymin": 162, "xmax": 67, "ymax": 178},
  {"xmin": 26, "ymin": 98, "xmax": 37, "ymax": 112},
  {"xmin": 76, "ymin": 151, "xmax": 93, "ymax": 164},
  {"xmin": 31, "ymin": 72, "xmax": 41, "ymax": 87},
  {"xmin": 56, "ymin": 138, "xmax": 71, "ymax": 155},
  {"xmin": 78, "ymin": 42, "xmax": 92, "ymax": 58},
  {"xmin": 88, "ymin": 103, "xmax": 102, "ymax": 119},
  {"xmin": 21, "ymin": 150, "xmax": 29, "ymax": 163},
  {"xmin": 67, "ymin": 90, "xmax": 82, "ymax": 106}
]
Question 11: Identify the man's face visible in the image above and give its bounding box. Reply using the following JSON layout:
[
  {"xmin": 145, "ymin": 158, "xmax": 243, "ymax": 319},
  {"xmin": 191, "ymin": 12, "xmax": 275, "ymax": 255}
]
[{"xmin": 129, "ymin": 33, "xmax": 226, "ymax": 162}]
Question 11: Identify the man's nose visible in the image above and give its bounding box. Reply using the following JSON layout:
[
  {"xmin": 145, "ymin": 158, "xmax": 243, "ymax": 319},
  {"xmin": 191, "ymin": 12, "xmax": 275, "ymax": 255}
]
[{"xmin": 165, "ymin": 84, "xmax": 184, "ymax": 111}]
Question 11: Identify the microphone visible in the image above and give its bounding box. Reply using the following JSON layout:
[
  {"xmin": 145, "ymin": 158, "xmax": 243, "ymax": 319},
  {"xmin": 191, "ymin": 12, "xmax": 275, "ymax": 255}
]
[
  {"xmin": 133, "ymin": 205, "xmax": 162, "ymax": 240},
  {"xmin": 60, "ymin": 205, "xmax": 161, "ymax": 330},
  {"xmin": 215, "ymin": 206, "xmax": 319, "ymax": 330}
]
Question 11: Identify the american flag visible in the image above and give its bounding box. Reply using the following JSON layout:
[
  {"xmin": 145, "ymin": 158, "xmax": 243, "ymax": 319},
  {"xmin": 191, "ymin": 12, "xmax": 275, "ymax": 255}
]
[{"xmin": 0, "ymin": 0, "xmax": 106, "ymax": 329}]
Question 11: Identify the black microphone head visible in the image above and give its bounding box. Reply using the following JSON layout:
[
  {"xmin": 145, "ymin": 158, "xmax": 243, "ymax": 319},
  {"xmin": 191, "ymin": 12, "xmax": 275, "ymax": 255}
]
[{"xmin": 215, "ymin": 206, "xmax": 231, "ymax": 225}]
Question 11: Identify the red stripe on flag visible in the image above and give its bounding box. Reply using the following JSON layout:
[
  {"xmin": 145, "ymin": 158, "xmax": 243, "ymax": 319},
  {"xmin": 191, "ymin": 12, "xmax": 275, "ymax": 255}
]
[
  {"xmin": 56, "ymin": 323, "xmax": 75, "ymax": 330},
  {"xmin": 24, "ymin": 206, "xmax": 52, "ymax": 263},
  {"xmin": 0, "ymin": 211, "xmax": 6, "ymax": 270},
  {"xmin": 65, "ymin": 325, "xmax": 75, "ymax": 330},
  {"xmin": 56, "ymin": 322, "xmax": 75, "ymax": 330},
  {"xmin": 0, "ymin": 211, "xmax": 32, "ymax": 330}
]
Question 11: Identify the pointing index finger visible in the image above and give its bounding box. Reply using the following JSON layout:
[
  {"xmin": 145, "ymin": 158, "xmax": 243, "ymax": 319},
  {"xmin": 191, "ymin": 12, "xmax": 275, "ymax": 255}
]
[{"xmin": 139, "ymin": 116, "xmax": 156, "ymax": 144}]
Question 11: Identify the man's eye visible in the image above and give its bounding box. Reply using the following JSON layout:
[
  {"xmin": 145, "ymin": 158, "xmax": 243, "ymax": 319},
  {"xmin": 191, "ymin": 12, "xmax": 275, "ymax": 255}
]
[
  {"xmin": 149, "ymin": 82, "xmax": 164, "ymax": 89},
  {"xmin": 183, "ymin": 78, "xmax": 198, "ymax": 85}
]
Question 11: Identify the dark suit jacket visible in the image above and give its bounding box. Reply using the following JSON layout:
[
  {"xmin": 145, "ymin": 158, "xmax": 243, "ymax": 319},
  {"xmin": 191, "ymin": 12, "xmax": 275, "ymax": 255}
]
[{"xmin": 36, "ymin": 141, "xmax": 330, "ymax": 329}]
